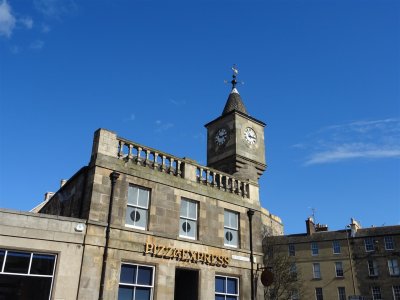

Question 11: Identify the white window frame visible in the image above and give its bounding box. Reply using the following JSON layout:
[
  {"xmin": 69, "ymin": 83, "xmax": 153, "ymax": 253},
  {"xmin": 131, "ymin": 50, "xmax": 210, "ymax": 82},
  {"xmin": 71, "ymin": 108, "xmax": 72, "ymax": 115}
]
[
  {"xmin": 179, "ymin": 198, "xmax": 198, "ymax": 240},
  {"xmin": 385, "ymin": 236, "xmax": 395, "ymax": 250},
  {"xmin": 371, "ymin": 286, "xmax": 382, "ymax": 300},
  {"xmin": 118, "ymin": 263, "xmax": 155, "ymax": 300},
  {"xmin": 365, "ymin": 238, "xmax": 375, "ymax": 252},
  {"xmin": 126, "ymin": 185, "xmax": 150, "ymax": 230},
  {"xmin": 0, "ymin": 249, "xmax": 57, "ymax": 300},
  {"xmin": 335, "ymin": 262, "xmax": 344, "ymax": 277},
  {"xmin": 337, "ymin": 287, "xmax": 346, "ymax": 300},
  {"xmin": 368, "ymin": 260, "xmax": 379, "ymax": 277},
  {"xmin": 388, "ymin": 259, "xmax": 400, "ymax": 276},
  {"xmin": 332, "ymin": 240, "xmax": 341, "ymax": 254},
  {"xmin": 311, "ymin": 242, "xmax": 319, "ymax": 256},
  {"xmin": 313, "ymin": 263, "xmax": 321, "ymax": 279},
  {"xmin": 215, "ymin": 275, "xmax": 239, "ymax": 300},
  {"xmin": 393, "ymin": 285, "xmax": 400, "ymax": 300},
  {"xmin": 315, "ymin": 287, "xmax": 323, "ymax": 300},
  {"xmin": 224, "ymin": 210, "xmax": 239, "ymax": 248}
]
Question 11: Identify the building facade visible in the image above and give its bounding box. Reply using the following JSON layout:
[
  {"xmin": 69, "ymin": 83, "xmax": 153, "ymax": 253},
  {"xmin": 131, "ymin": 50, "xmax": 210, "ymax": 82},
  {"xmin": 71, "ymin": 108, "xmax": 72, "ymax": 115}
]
[
  {"xmin": 264, "ymin": 218, "xmax": 400, "ymax": 300},
  {"xmin": 0, "ymin": 78, "xmax": 283, "ymax": 300}
]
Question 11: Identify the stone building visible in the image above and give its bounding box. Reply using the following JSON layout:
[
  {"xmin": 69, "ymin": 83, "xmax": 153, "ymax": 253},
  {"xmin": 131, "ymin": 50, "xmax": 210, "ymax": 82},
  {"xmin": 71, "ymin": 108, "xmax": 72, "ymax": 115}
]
[
  {"xmin": 0, "ymin": 72, "xmax": 283, "ymax": 300},
  {"xmin": 264, "ymin": 218, "xmax": 400, "ymax": 300}
]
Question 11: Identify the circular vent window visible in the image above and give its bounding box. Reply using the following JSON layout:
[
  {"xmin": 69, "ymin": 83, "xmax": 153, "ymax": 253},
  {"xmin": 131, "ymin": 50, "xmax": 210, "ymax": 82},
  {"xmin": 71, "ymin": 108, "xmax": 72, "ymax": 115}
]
[
  {"xmin": 182, "ymin": 221, "xmax": 191, "ymax": 233},
  {"xmin": 130, "ymin": 210, "xmax": 140, "ymax": 222}
]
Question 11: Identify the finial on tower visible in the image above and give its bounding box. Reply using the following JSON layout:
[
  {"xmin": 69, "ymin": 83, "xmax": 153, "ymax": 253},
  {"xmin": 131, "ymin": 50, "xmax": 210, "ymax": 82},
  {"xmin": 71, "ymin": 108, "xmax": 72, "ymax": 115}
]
[
  {"xmin": 231, "ymin": 64, "xmax": 239, "ymax": 89},
  {"xmin": 225, "ymin": 64, "xmax": 243, "ymax": 92},
  {"xmin": 222, "ymin": 64, "xmax": 248, "ymax": 115}
]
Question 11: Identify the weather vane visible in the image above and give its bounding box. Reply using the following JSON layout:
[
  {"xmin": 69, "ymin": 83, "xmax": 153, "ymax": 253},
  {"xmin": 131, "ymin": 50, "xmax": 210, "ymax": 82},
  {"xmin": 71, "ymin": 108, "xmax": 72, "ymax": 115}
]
[{"xmin": 225, "ymin": 64, "xmax": 244, "ymax": 90}]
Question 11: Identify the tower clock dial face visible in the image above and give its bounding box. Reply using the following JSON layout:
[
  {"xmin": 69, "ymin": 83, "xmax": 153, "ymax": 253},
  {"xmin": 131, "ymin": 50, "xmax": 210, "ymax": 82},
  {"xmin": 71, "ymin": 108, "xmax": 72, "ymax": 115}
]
[
  {"xmin": 215, "ymin": 128, "xmax": 228, "ymax": 145},
  {"xmin": 244, "ymin": 127, "xmax": 257, "ymax": 145}
]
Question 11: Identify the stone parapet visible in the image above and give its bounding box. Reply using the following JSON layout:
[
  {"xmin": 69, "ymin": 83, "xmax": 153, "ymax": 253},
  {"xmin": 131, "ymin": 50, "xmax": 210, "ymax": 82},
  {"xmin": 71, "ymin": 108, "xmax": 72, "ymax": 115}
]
[{"xmin": 90, "ymin": 129, "xmax": 259, "ymax": 203}]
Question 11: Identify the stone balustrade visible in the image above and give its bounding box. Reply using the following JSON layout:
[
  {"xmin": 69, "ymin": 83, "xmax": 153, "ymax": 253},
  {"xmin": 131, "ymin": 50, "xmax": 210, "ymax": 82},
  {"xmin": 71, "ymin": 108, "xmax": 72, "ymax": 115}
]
[
  {"xmin": 115, "ymin": 136, "xmax": 249, "ymax": 198},
  {"xmin": 195, "ymin": 166, "xmax": 249, "ymax": 198},
  {"xmin": 117, "ymin": 138, "xmax": 183, "ymax": 177}
]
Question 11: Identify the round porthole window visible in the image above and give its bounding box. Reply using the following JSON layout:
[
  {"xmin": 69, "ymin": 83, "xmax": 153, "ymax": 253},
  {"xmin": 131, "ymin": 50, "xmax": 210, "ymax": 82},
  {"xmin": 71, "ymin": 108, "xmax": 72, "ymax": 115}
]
[
  {"xmin": 225, "ymin": 231, "xmax": 233, "ymax": 241},
  {"xmin": 130, "ymin": 210, "xmax": 140, "ymax": 222},
  {"xmin": 182, "ymin": 221, "xmax": 191, "ymax": 233}
]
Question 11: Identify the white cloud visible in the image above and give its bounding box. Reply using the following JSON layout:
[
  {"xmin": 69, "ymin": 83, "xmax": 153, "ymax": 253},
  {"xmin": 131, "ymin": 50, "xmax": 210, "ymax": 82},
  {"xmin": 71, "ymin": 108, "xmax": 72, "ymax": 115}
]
[
  {"xmin": 305, "ymin": 145, "xmax": 400, "ymax": 166},
  {"xmin": 155, "ymin": 120, "xmax": 174, "ymax": 132},
  {"xmin": 19, "ymin": 17, "xmax": 33, "ymax": 29},
  {"xmin": 299, "ymin": 118, "xmax": 400, "ymax": 165},
  {"xmin": 34, "ymin": 0, "xmax": 77, "ymax": 18},
  {"xmin": 0, "ymin": 0, "xmax": 16, "ymax": 38},
  {"xmin": 30, "ymin": 40, "xmax": 44, "ymax": 50}
]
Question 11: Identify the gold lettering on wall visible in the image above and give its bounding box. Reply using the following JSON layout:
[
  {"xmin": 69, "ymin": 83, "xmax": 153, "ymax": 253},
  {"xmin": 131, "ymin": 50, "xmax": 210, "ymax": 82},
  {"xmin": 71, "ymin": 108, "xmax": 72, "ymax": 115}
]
[{"xmin": 144, "ymin": 242, "xmax": 230, "ymax": 268}]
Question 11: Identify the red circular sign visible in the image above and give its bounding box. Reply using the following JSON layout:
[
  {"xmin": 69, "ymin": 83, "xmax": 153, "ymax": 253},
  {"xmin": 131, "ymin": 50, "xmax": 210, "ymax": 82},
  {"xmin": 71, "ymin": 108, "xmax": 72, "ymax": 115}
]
[{"xmin": 261, "ymin": 269, "xmax": 274, "ymax": 287}]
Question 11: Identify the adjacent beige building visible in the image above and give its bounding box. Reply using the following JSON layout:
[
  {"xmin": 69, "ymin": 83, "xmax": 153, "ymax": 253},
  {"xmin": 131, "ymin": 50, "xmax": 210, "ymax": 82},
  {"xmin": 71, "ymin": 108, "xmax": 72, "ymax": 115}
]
[
  {"xmin": 0, "ymin": 76, "xmax": 283, "ymax": 300},
  {"xmin": 265, "ymin": 218, "xmax": 400, "ymax": 300}
]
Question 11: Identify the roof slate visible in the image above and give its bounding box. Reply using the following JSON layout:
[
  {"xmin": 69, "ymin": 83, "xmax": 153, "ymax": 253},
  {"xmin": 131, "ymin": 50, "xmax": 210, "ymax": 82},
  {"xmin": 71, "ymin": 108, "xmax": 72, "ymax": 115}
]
[{"xmin": 222, "ymin": 90, "xmax": 248, "ymax": 115}]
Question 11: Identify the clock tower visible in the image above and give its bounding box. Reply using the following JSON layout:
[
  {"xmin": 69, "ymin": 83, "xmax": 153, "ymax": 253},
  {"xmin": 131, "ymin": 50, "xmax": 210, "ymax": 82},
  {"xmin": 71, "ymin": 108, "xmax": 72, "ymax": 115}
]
[{"xmin": 205, "ymin": 67, "xmax": 266, "ymax": 182}]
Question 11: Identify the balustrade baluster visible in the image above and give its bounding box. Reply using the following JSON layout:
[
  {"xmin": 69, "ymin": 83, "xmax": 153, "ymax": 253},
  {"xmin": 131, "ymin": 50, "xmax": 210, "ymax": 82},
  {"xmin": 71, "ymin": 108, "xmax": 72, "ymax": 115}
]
[
  {"xmin": 199, "ymin": 168, "xmax": 204, "ymax": 183},
  {"xmin": 128, "ymin": 144, "xmax": 133, "ymax": 160},
  {"xmin": 161, "ymin": 156, "xmax": 166, "ymax": 172},
  {"xmin": 144, "ymin": 150, "xmax": 150, "ymax": 166},
  {"xmin": 154, "ymin": 153, "xmax": 159, "ymax": 169},
  {"xmin": 118, "ymin": 141, "xmax": 124, "ymax": 158},
  {"xmin": 177, "ymin": 161, "xmax": 182, "ymax": 177},
  {"xmin": 236, "ymin": 180, "xmax": 241, "ymax": 195},
  {"xmin": 136, "ymin": 147, "xmax": 142, "ymax": 165},
  {"xmin": 218, "ymin": 174, "xmax": 222, "ymax": 189},
  {"xmin": 169, "ymin": 158, "xmax": 175, "ymax": 174},
  {"xmin": 243, "ymin": 183, "xmax": 248, "ymax": 198}
]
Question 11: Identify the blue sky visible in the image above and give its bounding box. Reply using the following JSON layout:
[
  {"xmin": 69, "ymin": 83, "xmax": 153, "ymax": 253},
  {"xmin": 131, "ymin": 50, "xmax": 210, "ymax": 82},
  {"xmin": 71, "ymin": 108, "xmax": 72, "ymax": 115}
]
[{"xmin": 0, "ymin": 0, "xmax": 399, "ymax": 234}]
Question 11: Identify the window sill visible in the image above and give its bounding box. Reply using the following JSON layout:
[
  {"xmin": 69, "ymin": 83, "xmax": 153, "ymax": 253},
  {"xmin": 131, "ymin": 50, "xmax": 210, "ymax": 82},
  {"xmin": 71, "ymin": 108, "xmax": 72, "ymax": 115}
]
[
  {"xmin": 224, "ymin": 244, "xmax": 239, "ymax": 250},
  {"xmin": 178, "ymin": 235, "xmax": 197, "ymax": 241},
  {"xmin": 125, "ymin": 224, "xmax": 146, "ymax": 231}
]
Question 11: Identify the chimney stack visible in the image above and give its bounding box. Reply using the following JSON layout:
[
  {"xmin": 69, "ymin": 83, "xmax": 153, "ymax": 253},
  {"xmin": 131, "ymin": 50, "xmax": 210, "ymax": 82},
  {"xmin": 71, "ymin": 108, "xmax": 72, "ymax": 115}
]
[
  {"xmin": 306, "ymin": 217, "xmax": 315, "ymax": 235},
  {"xmin": 60, "ymin": 179, "xmax": 67, "ymax": 187},
  {"xmin": 44, "ymin": 192, "xmax": 55, "ymax": 202},
  {"xmin": 349, "ymin": 218, "xmax": 361, "ymax": 238}
]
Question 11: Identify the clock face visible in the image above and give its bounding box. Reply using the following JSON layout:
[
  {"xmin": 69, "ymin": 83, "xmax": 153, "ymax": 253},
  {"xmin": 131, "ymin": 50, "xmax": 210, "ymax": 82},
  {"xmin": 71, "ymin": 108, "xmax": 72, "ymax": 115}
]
[
  {"xmin": 215, "ymin": 128, "xmax": 228, "ymax": 145},
  {"xmin": 244, "ymin": 127, "xmax": 257, "ymax": 145}
]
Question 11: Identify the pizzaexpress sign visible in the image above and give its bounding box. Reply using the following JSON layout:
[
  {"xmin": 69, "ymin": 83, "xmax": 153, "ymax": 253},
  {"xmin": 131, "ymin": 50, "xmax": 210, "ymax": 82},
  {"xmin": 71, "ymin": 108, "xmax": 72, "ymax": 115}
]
[{"xmin": 144, "ymin": 242, "xmax": 230, "ymax": 268}]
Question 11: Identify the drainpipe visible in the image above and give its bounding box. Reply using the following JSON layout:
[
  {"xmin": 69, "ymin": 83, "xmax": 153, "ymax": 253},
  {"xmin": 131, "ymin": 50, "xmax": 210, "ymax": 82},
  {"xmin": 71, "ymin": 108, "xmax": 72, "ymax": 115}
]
[
  {"xmin": 247, "ymin": 209, "xmax": 255, "ymax": 300},
  {"xmin": 99, "ymin": 171, "xmax": 120, "ymax": 300},
  {"xmin": 346, "ymin": 225, "xmax": 357, "ymax": 296}
]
